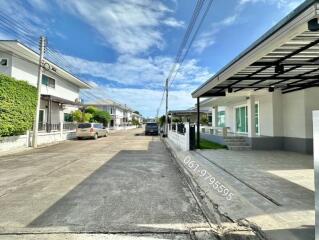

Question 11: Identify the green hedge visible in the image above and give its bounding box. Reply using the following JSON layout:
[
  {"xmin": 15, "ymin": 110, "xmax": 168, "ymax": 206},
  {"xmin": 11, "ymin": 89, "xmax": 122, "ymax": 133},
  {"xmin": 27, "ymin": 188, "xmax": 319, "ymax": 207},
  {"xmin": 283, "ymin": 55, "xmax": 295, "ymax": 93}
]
[{"xmin": 0, "ymin": 74, "xmax": 37, "ymax": 136}]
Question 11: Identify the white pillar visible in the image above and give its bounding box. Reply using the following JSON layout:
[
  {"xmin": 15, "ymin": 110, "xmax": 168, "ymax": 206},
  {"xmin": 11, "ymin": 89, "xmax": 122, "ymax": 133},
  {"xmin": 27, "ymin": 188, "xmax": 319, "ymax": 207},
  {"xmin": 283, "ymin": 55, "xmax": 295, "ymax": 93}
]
[
  {"xmin": 313, "ymin": 110, "xmax": 319, "ymax": 240},
  {"xmin": 213, "ymin": 106, "xmax": 218, "ymax": 127},
  {"xmin": 26, "ymin": 130, "xmax": 30, "ymax": 147},
  {"xmin": 247, "ymin": 95, "xmax": 256, "ymax": 138}
]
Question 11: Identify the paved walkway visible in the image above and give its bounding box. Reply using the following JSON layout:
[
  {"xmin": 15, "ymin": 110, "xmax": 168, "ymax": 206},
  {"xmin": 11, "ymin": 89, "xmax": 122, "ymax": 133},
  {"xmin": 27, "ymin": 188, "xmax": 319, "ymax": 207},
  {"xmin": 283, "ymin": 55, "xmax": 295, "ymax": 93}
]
[
  {"xmin": 165, "ymin": 139, "xmax": 314, "ymax": 240},
  {"xmin": 0, "ymin": 129, "xmax": 210, "ymax": 239}
]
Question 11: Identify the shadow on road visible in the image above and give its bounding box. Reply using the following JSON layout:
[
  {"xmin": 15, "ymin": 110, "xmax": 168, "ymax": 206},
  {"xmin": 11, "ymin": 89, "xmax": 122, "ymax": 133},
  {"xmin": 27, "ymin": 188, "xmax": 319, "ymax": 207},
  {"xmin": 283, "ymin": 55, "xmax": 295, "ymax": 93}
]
[{"xmin": 27, "ymin": 141, "xmax": 210, "ymax": 233}]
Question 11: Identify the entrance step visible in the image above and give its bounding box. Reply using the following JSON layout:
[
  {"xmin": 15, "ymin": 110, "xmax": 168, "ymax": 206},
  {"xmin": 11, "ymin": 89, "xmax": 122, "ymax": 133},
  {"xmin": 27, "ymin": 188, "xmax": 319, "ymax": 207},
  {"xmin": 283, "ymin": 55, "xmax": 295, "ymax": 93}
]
[
  {"xmin": 228, "ymin": 145, "xmax": 252, "ymax": 151},
  {"xmin": 223, "ymin": 136, "xmax": 251, "ymax": 150},
  {"xmin": 224, "ymin": 141, "xmax": 249, "ymax": 146}
]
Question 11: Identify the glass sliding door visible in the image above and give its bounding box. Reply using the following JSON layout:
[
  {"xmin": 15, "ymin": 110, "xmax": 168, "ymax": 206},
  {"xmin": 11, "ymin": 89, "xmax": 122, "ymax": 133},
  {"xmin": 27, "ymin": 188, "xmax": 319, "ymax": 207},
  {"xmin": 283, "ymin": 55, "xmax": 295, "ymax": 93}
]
[
  {"xmin": 217, "ymin": 111, "xmax": 225, "ymax": 127},
  {"xmin": 235, "ymin": 106, "xmax": 248, "ymax": 133}
]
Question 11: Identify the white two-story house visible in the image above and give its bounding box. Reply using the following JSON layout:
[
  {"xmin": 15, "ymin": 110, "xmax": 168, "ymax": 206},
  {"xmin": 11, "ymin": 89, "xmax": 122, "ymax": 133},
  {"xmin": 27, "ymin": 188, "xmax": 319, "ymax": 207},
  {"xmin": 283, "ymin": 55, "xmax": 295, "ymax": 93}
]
[
  {"xmin": 0, "ymin": 40, "xmax": 91, "ymax": 132},
  {"xmin": 86, "ymin": 99, "xmax": 141, "ymax": 128}
]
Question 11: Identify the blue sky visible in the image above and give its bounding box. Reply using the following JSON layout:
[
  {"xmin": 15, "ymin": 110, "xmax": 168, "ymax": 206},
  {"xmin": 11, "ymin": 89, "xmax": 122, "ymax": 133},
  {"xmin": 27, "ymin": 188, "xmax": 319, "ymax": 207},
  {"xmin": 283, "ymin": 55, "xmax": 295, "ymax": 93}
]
[{"xmin": 0, "ymin": 0, "xmax": 305, "ymax": 117}]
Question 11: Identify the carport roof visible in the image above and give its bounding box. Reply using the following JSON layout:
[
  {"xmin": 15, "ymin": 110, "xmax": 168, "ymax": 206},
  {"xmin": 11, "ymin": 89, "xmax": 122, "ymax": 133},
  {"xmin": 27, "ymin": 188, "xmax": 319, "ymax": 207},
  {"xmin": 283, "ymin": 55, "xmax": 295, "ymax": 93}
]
[{"xmin": 192, "ymin": 0, "xmax": 319, "ymax": 98}]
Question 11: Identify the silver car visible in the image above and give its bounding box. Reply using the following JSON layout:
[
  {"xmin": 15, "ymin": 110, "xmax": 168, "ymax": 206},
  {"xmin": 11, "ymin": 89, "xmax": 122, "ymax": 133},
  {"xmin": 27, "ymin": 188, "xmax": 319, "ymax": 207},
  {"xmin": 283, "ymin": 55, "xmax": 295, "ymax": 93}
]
[{"xmin": 76, "ymin": 123, "xmax": 108, "ymax": 140}]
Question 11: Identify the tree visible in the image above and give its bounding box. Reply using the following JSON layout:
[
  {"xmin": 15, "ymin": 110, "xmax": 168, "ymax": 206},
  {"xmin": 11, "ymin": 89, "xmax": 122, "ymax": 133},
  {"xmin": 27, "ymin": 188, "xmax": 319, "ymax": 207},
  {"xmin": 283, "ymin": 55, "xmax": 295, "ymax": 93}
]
[
  {"xmin": 158, "ymin": 115, "xmax": 165, "ymax": 126},
  {"xmin": 200, "ymin": 116, "xmax": 209, "ymax": 125},
  {"xmin": 84, "ymin": 106, "xmax": 112, "ymax": 127},
  {"xmin": 72, "ymin": 110, "xmax": 92, "ymax": 123},
  {"xmin": 172, "ymin": 118, "xmax": 182, "ymax": 123},
  {"xmin": 93, "ymin": 110, "xmax": 112, "ymax": 126},
  {"xmin": 133, "ymin": 111, "xmax": 140, "ymax": 115},
  {"xmin": 132, "ymin": 118, "xmax": 140, "ymax": 126}
]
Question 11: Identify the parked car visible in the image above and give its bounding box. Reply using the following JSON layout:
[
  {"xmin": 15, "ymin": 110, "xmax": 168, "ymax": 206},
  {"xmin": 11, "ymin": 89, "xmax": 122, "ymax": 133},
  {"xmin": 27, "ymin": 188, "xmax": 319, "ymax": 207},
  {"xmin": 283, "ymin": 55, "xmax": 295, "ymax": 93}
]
[
  {"xmin": 76, "ymin": 123, "xmax": 108, "ymax": 140},
  {"xmin": 145, "ymin": 122, "xmax": 159, "ymax": 135}
]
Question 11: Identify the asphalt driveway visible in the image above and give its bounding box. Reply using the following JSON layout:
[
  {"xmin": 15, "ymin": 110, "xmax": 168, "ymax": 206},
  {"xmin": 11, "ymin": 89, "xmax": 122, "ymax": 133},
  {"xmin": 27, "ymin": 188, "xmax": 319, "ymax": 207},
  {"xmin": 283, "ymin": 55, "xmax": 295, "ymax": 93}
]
[{"xmin": 0, "ymin": 129, "xmax": 210, "ymax": 239}]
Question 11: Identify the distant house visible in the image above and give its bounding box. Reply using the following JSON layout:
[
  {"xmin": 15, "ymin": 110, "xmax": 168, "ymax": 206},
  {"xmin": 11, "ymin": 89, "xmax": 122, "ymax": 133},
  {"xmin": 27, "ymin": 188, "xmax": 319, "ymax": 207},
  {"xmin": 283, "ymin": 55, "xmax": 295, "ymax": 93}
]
[
  {"xmin": 168, "ymin": 106, "xmax": 211, "ymax": 124},
  {"xmin": 0, "ymin": 40, "xmax": 91, "ymax": 132},
  {"xmin": 85, "ymin": 99, "xmax": 142, "ymax": 128}
]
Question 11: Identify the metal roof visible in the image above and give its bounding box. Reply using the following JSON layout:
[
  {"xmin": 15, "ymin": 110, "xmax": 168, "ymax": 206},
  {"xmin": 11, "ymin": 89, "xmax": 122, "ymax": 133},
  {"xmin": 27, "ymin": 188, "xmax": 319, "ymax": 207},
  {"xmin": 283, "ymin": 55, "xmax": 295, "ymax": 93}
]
[{"xmin": 192, "ymin": 0, "xmax": 319, "ymax": 98}]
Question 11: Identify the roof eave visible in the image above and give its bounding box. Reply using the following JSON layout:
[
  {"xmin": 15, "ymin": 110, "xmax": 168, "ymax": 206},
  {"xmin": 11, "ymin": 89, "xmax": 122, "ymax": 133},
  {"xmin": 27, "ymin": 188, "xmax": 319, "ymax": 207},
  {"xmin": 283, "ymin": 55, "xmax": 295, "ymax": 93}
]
[{"xmin": 192, "ymin": 0, "xmax": 319, "ymax": 98}]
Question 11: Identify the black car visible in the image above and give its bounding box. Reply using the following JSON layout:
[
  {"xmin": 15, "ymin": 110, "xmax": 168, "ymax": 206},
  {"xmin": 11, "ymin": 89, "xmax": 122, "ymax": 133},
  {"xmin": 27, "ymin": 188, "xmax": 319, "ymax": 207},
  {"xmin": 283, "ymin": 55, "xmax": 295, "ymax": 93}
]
[{"xmin": 145, "ymin": 122, "xmax": 159, "ymax": 135}]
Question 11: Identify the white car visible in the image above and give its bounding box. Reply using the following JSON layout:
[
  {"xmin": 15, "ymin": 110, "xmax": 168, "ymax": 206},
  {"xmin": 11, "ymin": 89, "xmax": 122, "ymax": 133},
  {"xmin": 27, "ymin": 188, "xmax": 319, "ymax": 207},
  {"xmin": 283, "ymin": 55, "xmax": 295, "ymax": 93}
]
[{"xmin": 76, "ymin": 123, "xmax": 108, "ymax": 140}]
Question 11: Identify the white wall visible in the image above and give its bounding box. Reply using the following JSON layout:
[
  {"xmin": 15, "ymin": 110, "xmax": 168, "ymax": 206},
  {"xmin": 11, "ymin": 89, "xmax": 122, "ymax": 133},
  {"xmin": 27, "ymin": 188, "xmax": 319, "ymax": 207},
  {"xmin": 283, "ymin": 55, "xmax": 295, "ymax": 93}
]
[
  {"xmin": 256, "ymin": 93, "xmax": 274, "ymax": 136},
  {"xmin": 0, "ymin": 130, "xmax": 76, "ymax": 153},
  {"xmin": 305, "ymin": 88, "xmax": 319, "ymax": 138},
  {"xmin": 220, "ymin": 88, "xmax": 319, "ymax": 139},
  {"xmin": 8, "ymin": 55, "xmax": 80, "ymax": 102},
  {"xmin": 282, "ymin": 90, "xmax": 307, "ymax": 138},
  {"xmin": 168, "ymin": 123, "xmax": 190, "ymax": 151},
  {"xmin": 0, "ymin": 52, "xmax": 12, "ymax": 76}
]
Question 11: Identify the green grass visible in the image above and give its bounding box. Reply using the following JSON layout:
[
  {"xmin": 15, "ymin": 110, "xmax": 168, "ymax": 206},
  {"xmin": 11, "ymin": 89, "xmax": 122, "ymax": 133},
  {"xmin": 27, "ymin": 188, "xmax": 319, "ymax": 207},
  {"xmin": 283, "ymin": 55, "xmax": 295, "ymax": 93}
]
[{"xmin": 199, "ymin": 138, "xmax": 227, "ymax": 150}]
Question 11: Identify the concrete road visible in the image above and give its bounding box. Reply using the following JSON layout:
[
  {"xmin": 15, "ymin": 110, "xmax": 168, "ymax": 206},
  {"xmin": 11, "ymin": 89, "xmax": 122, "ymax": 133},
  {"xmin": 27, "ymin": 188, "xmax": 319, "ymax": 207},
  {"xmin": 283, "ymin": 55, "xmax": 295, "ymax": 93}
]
[{"xmin": 0, "ymin": 129, "xmax": 211, "ymax": 240}]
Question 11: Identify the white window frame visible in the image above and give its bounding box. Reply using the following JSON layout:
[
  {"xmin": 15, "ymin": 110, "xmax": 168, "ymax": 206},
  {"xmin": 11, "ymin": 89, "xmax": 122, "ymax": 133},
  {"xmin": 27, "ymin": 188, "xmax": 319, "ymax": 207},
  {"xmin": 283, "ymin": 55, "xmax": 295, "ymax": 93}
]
[
  {"xmin": 233, "ymin": 104, "xmax": 248, "ymax": 134},
  {"xmin": 255, "ymin": 101, "xmax": 260, "ymax": 136},
  {"xmin": 0, "ymin": 58, "xmax": 8, "ymax": 66}
]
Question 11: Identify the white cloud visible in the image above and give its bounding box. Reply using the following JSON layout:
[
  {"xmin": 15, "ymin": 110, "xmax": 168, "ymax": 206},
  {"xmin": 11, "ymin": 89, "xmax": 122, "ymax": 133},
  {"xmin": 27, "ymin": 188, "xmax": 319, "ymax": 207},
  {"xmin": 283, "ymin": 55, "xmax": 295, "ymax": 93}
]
[
  {"xmin": 59, "ymin": 52, "xmax": 212, "ymax": 117},
  {"xmin": 0, "ymin": 0, "xmax": 46, "ymax": 42},
  {"xmin": 27, "ymin": 0, "xmax": 50, "ymax": 11},
  {"xmin": 57, "ymin": 0, "xmax": 184, "ymax": 55},
  {"xmin": 60, "ymin": 54, "xmax": 211, "ymax": 90},
  {"xmin": 81, "ymin": 85, "xmax": 197, "ymax": 117},
  {"xmin": 162, "ymin": 17, "xmax": 185, "ymax": 28},
  {"xmin": 239, "ymin": 0, "xmax": 303, "ymax": 12},
  {"xmin": 193, "ymin": 0, "xmax": 303, "ymax": 54},
  {"xmin": 193, "ymin": 14, "xmax": 239, "ymax": 53}
]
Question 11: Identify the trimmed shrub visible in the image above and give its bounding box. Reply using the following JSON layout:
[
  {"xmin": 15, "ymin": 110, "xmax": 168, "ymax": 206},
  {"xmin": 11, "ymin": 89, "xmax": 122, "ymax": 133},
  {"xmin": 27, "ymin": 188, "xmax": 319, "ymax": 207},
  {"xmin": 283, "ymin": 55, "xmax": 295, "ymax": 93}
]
[{"xmin": 0, "ymin": 74, "xmax": 37, "ymax": 136}]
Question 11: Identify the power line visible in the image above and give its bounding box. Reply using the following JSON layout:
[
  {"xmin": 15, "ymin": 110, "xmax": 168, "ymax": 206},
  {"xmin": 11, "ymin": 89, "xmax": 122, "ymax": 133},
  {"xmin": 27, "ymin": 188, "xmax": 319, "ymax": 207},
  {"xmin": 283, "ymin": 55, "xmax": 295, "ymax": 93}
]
[
  {"xmin": 156, "ymin": 0, "xmax": 206, "ymax": 118},
  {"xmin": 169, "ymin": 0, "xmax": 214, "ymax": 89}
]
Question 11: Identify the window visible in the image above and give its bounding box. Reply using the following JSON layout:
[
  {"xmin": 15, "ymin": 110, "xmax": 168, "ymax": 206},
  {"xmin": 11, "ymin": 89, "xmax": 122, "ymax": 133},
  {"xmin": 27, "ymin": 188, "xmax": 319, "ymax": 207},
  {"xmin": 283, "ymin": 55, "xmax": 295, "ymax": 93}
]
[
  {"xmin": 39, "ymin": 109, "xmax": 44, "ymax": 123},
  {"xmin": 78, "ymin": 123, "xmax": 91, "ymax": 128},
  {"xmin": 0, "ymin": 58, "xmax": 8, "ymax": 66},
  {"xmin": 42, "ymin": 75, "xmax": 55, "ymax": 88}
]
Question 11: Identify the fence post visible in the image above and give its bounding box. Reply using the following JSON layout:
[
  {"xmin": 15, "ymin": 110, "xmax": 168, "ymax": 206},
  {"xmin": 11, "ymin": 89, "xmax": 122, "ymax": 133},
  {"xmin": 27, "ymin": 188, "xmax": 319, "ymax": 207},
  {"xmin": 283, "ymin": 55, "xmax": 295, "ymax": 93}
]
[
  {"xmin": 313, "ymin": 110, "xmax": 319, "ymax": 240},
  {"xmin": 185, "ymin": 122, "xmax": 190, "ymax": 151},
  {"xmin": 60, "ymin": 122, "xmax": 63, "ymax": 140}
]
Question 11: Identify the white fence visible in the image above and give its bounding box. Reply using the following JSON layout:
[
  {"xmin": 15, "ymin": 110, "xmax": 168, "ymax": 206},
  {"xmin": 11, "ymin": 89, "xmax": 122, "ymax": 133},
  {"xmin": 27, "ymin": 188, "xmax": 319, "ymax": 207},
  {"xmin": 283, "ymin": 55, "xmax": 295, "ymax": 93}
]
[
  {"xmin": 168, "ymin": 123, "xmax": 190, "ymax": 151},
  {"xmin": 314, "ymin": 111, "xmax": 319, "ymax": 240},
  {"xmin": 0, "ymin": 130, "xmax": 76, "ymax": 153}
]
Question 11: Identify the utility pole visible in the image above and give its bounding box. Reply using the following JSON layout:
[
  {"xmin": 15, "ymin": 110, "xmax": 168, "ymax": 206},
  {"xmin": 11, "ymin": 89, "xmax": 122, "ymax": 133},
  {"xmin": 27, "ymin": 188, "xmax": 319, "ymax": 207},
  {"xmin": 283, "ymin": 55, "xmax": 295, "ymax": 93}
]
[
  {"xmin": 164, "ymin": 78, "xmax": 168, "ymax": 137},
  {"xmin": 32, "ymin": 36, "xmax": 46, "ymax": 148}
]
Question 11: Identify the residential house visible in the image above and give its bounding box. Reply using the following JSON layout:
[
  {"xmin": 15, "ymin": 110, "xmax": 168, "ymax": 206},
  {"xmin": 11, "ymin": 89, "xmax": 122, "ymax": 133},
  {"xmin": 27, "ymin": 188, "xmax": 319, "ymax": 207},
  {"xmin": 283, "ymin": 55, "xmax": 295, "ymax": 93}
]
[
  {"xmin": 192, "ymin": 0, "xmax": 319, "ymax": 154},
  {"xmin": 0, "ymin": 40, "xmax": 91, "ymax": 132},
  {"xmin": 168, "ymin": 105, "xmax": 211, "ymax": 124},
  {"xmin": 132, "ymin": 112, "xmax": 143, "ymax": 124},
  {"xmin": 86, "ymin": 99, "xmax": 141, "ymax": 128}
]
